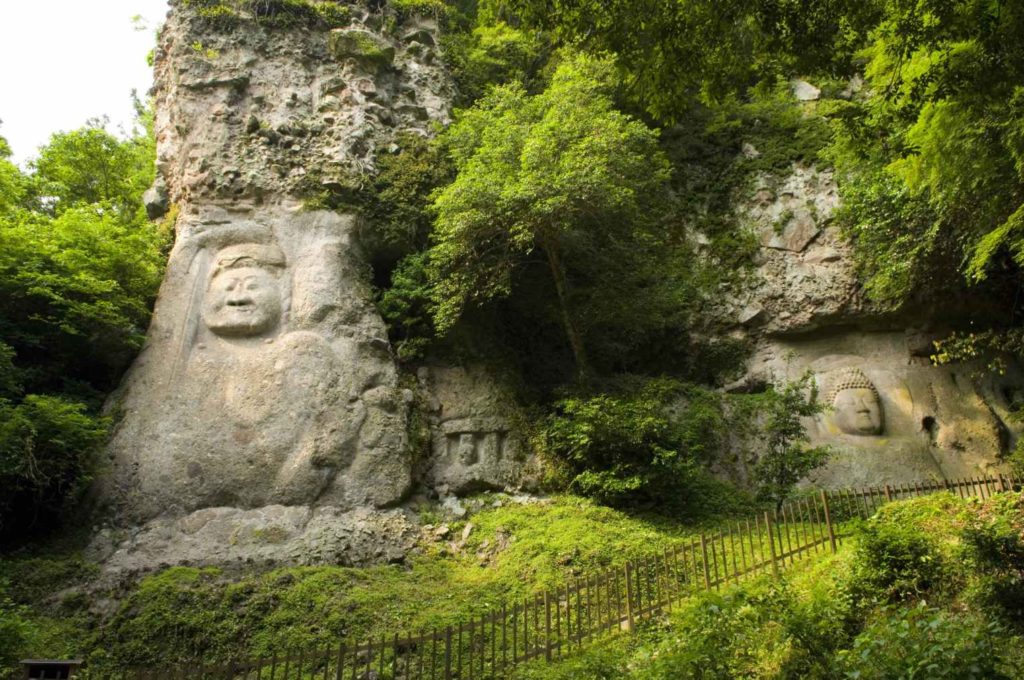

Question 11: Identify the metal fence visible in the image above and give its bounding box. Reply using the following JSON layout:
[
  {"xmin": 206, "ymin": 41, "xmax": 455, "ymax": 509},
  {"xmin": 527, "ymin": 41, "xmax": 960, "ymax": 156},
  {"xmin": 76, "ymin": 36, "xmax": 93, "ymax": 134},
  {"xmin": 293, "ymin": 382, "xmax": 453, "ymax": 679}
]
[{"xmin": 125, "ymin": 473, "xmax": 1022, "ymax": 680}]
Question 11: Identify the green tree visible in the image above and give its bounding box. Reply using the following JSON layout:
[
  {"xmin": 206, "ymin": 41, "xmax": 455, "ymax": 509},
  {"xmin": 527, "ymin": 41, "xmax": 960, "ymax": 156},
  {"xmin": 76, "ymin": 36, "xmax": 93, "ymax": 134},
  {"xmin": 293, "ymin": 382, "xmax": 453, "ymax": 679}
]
[
  {"xmin": 0, "ymin": 396, "xmax": 109, "ymax": 533},
  {"xmin": 485, "ymin": 0, "xmax": 881, "ymax": 121},
  {"xmin": 536, "ymin": 378, "xmax": 726, "ymax": 508},
  {"xmin": 29, "ymin": 116, "xmax": 155, "ymax": 215},
  {"xmin": 749, "ymin": 374, "xmax": 831, "ymax": 510},
  {"xmin": 825, "ymin": 0, "xmax": 1024, "ymax": 312},
  {"xmin": 0, "ymin": 119, "xmax": 168, "ymax": 539},
  {"xmin": 429, "ymin": 53, "xmax": 673, "ymax": 379}
]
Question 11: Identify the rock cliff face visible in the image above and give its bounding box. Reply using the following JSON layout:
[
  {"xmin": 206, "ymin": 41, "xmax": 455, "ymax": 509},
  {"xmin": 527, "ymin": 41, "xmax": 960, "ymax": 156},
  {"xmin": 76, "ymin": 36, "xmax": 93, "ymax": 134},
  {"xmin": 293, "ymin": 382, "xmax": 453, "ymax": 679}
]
[
  {"xmin": 95, "ymin": 1, "xmax": 528, "ymax": 574},
  {"xmin": 717, "ymin": 160, "xmax": 1023, "ymax": 488},
  {"xmin": 94, "ymin": 3, "xmax": 1022, "ymax": 572}
]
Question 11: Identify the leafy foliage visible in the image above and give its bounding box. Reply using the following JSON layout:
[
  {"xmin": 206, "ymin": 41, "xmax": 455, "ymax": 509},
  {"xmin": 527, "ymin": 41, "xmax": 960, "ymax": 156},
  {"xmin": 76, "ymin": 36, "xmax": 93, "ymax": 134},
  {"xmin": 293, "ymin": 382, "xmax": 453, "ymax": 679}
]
[
  {"xmin": 428, "ymin": 53, "xmax": 676, "ymax": 377},
  {"xmin": 746, "ymin": 374, "xmax": 831, "ymax": 510},
  {"xmin": 535, "ymin": 378, "xmax": 732, "ymax": 509},
  {"xmin": 835, "ymin": 603, "xmax": 1008, "ymax": 680},
  {"xmin": 0, "ymin": 397, "xmax": 109, "ymax": 537},
  {"xmin": 29, "ymin": 122, "xmax": 154, "ymax": 214},
  {"xmin": 182, "ymin": 0, "xmax": 354, "ymax": 28},
  {"xmin": 851, "ymin": 505, "xmax": 952, "ymax": 603},
  {"xmin": 823, "ymin": 0, "xmax": 1024, "ymax": 321},
  {"xmin": 484, "ymin": 0, "xmax": 879, "ymax": 121},
  {"xmin": 0, "ymin": 120, "xmax": 168, "ymax": 539},
  {"xmin": 377, "ymin": 251, "xmax": 436, "ymax": 361},
  {"xmin": 442, "ymin": 20, "xmax": 549, "ymax": 106}
]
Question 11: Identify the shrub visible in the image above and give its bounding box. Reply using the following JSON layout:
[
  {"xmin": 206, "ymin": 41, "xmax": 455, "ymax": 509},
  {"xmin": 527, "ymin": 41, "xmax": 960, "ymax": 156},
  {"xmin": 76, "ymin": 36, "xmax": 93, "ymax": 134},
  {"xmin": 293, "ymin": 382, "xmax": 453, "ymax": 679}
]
[
  {"xmin": 960, "ymin": 492, "xmax": 1024, "ymax": 626},
  {"xmin": 746, "ymin": 374, "xmax": 830, "ymax": 510},
  {"xmin": 834, "ymin": 603, "xmax": 1009, "ymax": 680},
  {"xmin": 0, "ymin": 396, "xmax": 108, "ymax": 535},
  {"xmin": 635, "ymin": 587, "xmax": 795, "ymax": 679},
  {"xmin": 535, "ymin": 378, "xmax": 728, "ymax": 510},
  {"xmin": 843, "ymin": 493, "xmax": 962, "ymax": 606},
  {"xmin": 0, "ymin": 580, "xmax": 32, "ymax": 675}
]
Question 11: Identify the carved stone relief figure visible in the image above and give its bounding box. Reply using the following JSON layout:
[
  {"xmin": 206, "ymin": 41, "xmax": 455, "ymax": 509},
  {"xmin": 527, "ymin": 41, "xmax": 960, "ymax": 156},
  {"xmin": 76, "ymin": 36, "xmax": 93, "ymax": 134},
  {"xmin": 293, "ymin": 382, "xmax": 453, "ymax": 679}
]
[
  {"xmin": 101, "ymin": 210, "xmax": 411, "ymax": 523},
  {"xmin": 737, "ymin": 334, "xmax": 1024, "ymax": 487},
  {"xmin": 418, "ymin": 365, "xmax": 538, "ymax": 494},
  {"xmin": 825, "ymin": 368, "xmax": 884, "ymax": 436},
  {"xmin": 202, "ymin": 244, "xmax": 286, "ymax": 338},
  {"xmin": 136, "ymin": 240, "xmax": 361, "ymax": 513}
]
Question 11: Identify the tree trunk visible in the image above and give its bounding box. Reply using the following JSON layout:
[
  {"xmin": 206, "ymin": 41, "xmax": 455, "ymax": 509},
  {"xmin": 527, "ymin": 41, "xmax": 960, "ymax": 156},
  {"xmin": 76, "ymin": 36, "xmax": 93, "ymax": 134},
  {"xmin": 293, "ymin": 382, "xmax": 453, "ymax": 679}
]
[{"xmin": 541, "ymin": 238, "xmax": 590, "ymax": 381}]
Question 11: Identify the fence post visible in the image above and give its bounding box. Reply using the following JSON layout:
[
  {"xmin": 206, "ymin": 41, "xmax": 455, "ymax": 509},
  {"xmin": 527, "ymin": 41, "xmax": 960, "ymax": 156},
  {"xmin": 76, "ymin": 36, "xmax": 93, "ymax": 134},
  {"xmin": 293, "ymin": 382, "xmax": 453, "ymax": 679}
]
[
  {"xmin": 544, "ymin": 590, "xmax": 553, "ymax": 662},
  {"xmin": 998, "ymin": 474, "xmax": 1007, "ymax": 493},
  {"xmin": 883, "ymin": 485, "xmax": 892, "ymax": 502},
  {"xmin": 444, "ymin": 625, "xmax": 453, "ymax": 680},
  {"xmin": 820, "ymin": 491, "xmax": 838, "ymax": 554},
  {"xmin": 764, "ymin": 512, "xmax": 780, "ymax": 578},
  {"xmin": 699, "ymin": 534, "xmax": 712, "ymax": 589},
  {"xmin": 623, "ymin": 562, "xmax": 635, "ymax": 631}
]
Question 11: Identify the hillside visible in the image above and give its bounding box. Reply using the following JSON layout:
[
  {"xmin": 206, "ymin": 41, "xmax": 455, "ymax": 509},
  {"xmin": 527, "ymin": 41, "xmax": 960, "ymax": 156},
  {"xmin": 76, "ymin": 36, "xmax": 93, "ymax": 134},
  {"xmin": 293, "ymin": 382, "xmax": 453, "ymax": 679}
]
[{"xmin": 3, "ymin": 0, "xmax": 1024, "ymax": 677}]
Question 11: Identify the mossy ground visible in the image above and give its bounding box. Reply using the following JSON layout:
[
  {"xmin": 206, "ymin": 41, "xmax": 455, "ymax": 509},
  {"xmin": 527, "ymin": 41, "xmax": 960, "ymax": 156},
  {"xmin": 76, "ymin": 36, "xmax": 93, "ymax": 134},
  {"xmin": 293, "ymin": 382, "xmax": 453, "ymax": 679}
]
[
  {"xmin": 0, "ymin": 495, "xmax": 742, "ymax": 676},
  {"xmin": 510, "ymin": 492, "xmax": 1024, "ymax": 679},
  {"xmin": 6, "ymin": 491, "xmax": 1022, "ymax": 678}
]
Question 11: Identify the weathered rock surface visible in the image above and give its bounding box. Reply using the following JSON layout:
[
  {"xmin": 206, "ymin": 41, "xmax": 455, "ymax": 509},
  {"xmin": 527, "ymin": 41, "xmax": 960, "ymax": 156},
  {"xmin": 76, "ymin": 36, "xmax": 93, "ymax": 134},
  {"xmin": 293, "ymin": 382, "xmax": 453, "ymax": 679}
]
[
  {"xmin": 740, "ymin": 331, "xmax": 1022, "ymax": 487},
  {"xmin": 417, "ymin": 365, "xmax": 540, "ymax": 494},
  {"xmin": 727, "ymin": 165, "xmax": 865, "ymax": 335},
  {"xmin": 709, "ymin": 161, "xmax": 1023, "ymax": 487},
  {"xmin": 94, "ymin": 3, "xmax": 458, "ymax": 571},
  {"xmin": 152, "ymin": 2, "xmax": 452, "ymax": 207},
  {"xmin": 89, "ymin": 505, "xmax": 420, "ymax": 577}
]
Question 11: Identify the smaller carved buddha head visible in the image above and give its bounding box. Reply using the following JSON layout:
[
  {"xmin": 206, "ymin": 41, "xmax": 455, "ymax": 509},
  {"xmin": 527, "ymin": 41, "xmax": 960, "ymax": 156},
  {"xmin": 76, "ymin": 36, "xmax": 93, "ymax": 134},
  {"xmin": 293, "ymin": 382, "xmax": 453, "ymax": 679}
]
[
  {"xmin": 826, "ymin": 368, "xmax": 884, "ymax": 436},
  {"xmin": 203, "ymin": 243, "xmax": 286, "ymax": 337}
]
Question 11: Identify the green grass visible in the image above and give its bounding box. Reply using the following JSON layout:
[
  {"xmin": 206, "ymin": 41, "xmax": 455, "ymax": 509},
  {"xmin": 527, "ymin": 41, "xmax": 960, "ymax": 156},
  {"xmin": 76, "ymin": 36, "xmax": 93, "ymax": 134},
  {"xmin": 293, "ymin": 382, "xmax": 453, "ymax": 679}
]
[
  {"xmin": 0, "ymin": 495, "xmax": 732, "ymax": 674},
  {"xmin": 8, "ymin": 491, "xmax": 1024, "ymax": 678}
]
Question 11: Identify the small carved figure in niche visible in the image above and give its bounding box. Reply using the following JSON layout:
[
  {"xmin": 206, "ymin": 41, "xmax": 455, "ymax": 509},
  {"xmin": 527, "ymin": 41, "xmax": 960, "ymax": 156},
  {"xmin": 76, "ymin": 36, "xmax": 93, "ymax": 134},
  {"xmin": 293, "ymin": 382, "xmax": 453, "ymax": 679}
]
[
  {"xmin": 446, "ymin": 428, "xmax": 508, "ymax": 467},
  {"xmin": 826, "ymin": 368, "xmax": 884, "ymax": 436},
  {"xmin": 457, "ymin": 433, "xmax": 478, "ymax": 465},
  {"xmin": 202, "ymin": 243, "xmax": 286, "ymax": 338}
]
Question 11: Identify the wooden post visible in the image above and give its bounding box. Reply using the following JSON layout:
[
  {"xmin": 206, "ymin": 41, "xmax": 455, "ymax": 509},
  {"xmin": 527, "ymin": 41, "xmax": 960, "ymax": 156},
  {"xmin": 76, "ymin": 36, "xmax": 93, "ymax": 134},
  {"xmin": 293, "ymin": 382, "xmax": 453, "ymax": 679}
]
[
  {"xmin": 998, "ymin": 474, "xmax": 1007, "ymax": 493},
  {"xmin": 699, "ymin": 534, "xmax": 713, "ymax": 589},
  {"xmin": 764, "ymin": 512, "xmax": 780, "ymax": 578},
  {"xmin": 710, "ymin": 533, "xmax": 721, "ymax": 588},
  {"xmin": 334, "ymin": 642, "xmax": 345, "ymax": 680},
  {"xmin": 884, "ymin": 485, "xmax": 892, "ymax": 502},
  {"xmin": 820, "ymin": 490, "xmax": 837, "ymax": 554},
  {"xmin": 444, "ymin": 626, "xmax": 453, "ymax": 680},
  {"xmin": 544, "ymin": 591, "xmax": 552, "ymax": 662},
  {"xmin": 624, "ymin": 562, "xmax": 636, "ymax": 631},
  {"xmin": 466, "ymin": 622, "xmax": 474, "ymax": 679}
]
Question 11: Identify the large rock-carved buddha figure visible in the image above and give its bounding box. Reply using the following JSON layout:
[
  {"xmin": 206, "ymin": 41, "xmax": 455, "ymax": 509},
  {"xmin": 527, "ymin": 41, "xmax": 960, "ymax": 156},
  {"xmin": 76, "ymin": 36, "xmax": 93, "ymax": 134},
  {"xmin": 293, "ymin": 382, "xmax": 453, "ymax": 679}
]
[{"xmin": 826, "ymin": 368, "xmax": 884, "ymax": 436}]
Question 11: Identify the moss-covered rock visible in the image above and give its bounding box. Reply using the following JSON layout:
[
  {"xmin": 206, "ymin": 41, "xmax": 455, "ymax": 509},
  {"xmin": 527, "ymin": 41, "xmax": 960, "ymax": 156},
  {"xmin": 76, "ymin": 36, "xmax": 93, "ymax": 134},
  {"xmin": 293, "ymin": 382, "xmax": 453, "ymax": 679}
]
[{"xmin": 328, "ymin": 28, "xmax": 396, "ymax": 70}]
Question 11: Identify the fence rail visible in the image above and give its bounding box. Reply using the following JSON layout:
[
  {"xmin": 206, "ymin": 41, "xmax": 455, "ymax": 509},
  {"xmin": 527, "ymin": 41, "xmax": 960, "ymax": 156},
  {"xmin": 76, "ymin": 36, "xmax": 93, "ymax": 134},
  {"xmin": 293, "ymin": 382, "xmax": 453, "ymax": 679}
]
[{"xmin": 125, "ymin": 473, "xmax": 1023, "ymax": 679}]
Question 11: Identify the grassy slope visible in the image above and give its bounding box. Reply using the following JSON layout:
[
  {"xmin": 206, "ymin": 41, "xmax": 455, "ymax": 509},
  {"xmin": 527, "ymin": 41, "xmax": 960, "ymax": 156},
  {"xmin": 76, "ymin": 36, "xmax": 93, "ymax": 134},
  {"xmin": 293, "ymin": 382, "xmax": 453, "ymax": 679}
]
[
  {"xmin": 7, "ymin": 491, "xmax": 1023, "ymax": 679},
  {"xmin": 512, "ymin": 492, "xmax": 1024, "ymax": 679},
  {"xmin": 0, "ymin": 494, "xmax": 741, "ymax": 675}
]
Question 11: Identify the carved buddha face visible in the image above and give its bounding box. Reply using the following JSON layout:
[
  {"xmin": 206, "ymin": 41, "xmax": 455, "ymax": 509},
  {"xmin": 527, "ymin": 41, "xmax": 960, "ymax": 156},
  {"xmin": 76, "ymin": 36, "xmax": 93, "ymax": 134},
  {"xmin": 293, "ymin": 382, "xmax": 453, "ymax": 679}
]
[
  {"xmin": 203, "ymin": 264, "xmax": 283, "ymax": 337},
  {"xmin": 824, "ymin": 368, "xmax": 884, "ymax": 436},
  {"xmin": 832, "ymin": 387, "xmax": 884, "ymax": 436}
]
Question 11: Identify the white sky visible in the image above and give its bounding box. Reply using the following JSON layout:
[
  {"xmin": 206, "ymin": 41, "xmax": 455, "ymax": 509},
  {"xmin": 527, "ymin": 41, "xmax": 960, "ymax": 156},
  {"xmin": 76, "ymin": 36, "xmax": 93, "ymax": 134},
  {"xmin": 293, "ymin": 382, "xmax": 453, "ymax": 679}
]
[{"xmin": 0, "ymin": 0, "xmax": 170, "ymax": 166}]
